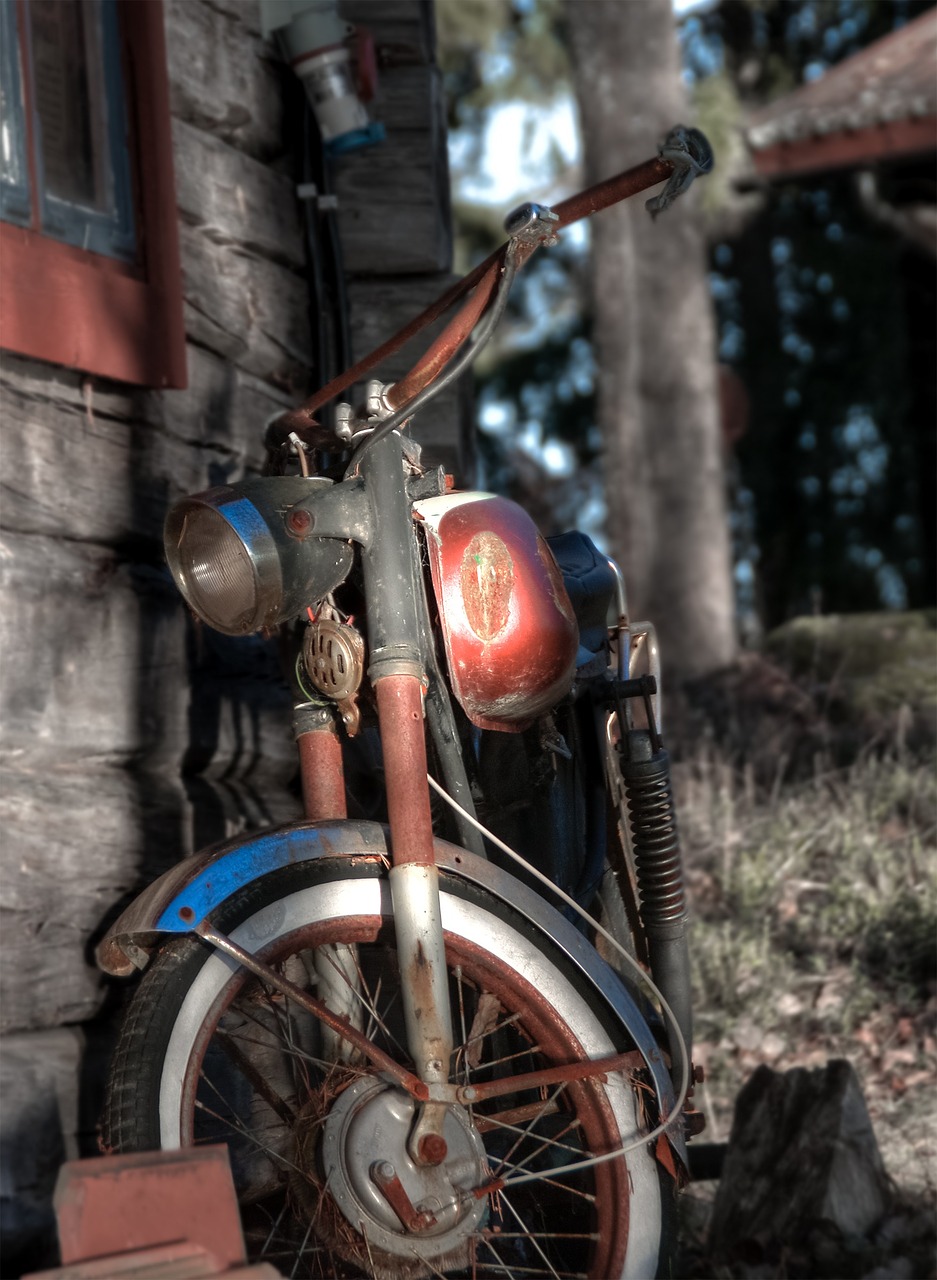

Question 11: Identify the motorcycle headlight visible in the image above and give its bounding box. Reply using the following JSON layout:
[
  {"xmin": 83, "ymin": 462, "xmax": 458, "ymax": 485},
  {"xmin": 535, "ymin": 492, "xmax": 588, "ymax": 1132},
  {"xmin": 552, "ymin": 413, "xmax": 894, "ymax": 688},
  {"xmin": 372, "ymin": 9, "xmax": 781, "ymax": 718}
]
[{"xmin": 164, "ymin": 477, "xmax": 354, "ymax": 636}]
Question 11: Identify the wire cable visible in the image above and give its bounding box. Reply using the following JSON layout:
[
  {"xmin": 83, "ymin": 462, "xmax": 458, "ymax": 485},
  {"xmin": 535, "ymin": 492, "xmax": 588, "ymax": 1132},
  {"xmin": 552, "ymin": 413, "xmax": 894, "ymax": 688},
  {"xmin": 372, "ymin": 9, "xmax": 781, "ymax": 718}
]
[
  {"xmin": 344, "ymin": 242, "xmax": 519, "ymax": 478},
  {"xmin": 425, "ymin": 772, "xmax": 690, "ymax": 1174}
]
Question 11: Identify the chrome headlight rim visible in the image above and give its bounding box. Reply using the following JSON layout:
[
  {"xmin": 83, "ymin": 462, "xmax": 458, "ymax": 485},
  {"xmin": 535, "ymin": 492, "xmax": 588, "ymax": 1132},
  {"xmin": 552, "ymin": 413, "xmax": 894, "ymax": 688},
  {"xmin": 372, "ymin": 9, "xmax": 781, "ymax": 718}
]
[{"xmin": 164, "ymin": 477, "xmax": 351, "ymax": 637}]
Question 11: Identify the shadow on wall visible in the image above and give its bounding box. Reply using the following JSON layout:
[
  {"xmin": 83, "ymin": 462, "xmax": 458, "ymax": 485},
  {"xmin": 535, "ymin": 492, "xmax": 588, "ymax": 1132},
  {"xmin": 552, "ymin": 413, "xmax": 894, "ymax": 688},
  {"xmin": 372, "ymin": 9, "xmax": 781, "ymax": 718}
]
[{"xmin": 0, "ymin": 372, "xmax": 303, "ymax": 1275}]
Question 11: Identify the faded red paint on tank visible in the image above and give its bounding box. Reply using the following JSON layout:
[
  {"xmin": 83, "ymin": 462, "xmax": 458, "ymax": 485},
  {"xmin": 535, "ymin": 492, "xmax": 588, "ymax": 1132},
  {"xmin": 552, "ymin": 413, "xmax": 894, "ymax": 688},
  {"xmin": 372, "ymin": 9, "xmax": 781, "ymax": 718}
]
[
  {"xmin": 460, "ymin": 531, "xmax": 514, "ymax": 640},
  {"xmin": 416, "ymin": 494, "xmax": 578, "ymax": 731}
]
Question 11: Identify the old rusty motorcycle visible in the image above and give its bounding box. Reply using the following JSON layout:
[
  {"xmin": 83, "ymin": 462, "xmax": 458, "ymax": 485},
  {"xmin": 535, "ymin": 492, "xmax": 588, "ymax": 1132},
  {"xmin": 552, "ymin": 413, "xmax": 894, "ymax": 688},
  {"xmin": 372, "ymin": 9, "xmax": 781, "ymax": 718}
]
[{"xmin": 97, "ymin": 127, "xmax": 713, "ymax": 1280}]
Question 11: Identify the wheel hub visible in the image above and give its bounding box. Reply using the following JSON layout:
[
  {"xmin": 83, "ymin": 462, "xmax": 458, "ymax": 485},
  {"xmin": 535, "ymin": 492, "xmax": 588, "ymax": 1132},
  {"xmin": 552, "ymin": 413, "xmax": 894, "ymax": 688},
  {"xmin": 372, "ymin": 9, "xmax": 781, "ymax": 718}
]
[{"xmin": 317, "ymin": 1075, "xmax": 488, "ymax": 1264}]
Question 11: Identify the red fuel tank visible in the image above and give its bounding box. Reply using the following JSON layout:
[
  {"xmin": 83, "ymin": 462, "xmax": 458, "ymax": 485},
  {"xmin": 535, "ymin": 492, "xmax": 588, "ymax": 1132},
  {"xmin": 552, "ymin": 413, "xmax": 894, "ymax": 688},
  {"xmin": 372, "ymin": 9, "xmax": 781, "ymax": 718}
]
[{"xmin": 414, "ymin": 492, "xmax": 578, "ymax": 732}]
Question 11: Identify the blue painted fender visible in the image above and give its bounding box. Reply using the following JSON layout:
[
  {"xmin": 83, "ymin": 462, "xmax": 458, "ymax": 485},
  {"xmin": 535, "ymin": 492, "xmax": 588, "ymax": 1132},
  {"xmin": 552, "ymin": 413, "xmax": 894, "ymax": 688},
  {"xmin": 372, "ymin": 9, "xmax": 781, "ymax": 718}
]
[{"xmin": 95, "ymin": 816, "xmax": 677, "ymax": 1123}]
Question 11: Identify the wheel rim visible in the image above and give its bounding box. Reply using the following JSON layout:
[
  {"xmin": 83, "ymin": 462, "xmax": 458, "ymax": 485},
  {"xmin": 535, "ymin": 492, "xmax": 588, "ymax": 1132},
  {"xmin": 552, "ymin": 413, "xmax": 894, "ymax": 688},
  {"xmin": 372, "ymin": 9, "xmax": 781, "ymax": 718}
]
[{"xmin": 159, "ymin": 879, "xmax": 649, "ymax": 1278}]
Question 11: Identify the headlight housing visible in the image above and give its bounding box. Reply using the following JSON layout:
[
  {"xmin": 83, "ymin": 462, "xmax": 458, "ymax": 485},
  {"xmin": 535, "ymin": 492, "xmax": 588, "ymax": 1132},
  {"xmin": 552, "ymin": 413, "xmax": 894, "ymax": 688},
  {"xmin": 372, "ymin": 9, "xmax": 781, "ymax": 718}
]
[{"xmin": 164, "ymin": 477, "xmax": 354, "ymax": 636}]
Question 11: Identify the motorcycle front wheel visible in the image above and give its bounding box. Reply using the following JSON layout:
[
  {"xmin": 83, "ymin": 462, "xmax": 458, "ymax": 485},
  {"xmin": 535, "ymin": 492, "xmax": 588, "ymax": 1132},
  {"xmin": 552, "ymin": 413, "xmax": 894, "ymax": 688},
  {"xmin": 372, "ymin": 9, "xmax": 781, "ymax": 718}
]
[{"xmin": 103, "ymin": 857, "xmax": 672, "ymax": 1279}]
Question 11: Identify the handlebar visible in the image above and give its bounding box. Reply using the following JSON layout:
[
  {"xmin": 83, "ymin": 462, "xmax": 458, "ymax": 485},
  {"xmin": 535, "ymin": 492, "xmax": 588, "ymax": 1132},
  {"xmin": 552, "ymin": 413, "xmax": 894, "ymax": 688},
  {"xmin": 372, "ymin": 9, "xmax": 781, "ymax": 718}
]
[{"xmin": 273, "ymin": 126, "xmax": 712, "ymax": 458}]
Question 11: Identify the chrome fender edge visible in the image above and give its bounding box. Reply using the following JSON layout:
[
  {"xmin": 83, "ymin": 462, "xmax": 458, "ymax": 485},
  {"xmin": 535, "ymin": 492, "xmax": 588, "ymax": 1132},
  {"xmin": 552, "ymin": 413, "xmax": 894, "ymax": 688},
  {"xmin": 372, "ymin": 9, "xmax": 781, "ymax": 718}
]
[{"xmin": 95, "ymin": 817, "xmax": 677, "ymax": 1125}]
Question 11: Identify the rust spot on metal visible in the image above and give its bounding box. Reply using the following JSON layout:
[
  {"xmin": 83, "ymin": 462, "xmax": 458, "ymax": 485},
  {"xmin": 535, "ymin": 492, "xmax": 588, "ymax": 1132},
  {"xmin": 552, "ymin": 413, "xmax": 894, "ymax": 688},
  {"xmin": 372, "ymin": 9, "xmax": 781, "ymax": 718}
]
[
  {"xmin": 286, "ymin": 507, "xmax": 314, "ymax": 538},
  {"xmin": 456, "ymin": 1049, "xmax": 647, "ymax": 1104},
  {"xmin": 472, "ymin": 1098, "xmax": 561, "ymax": 1134},
  {"xmin": 461, "ymin": 532, "xmax": 514, "ymax": 641},
  {"xmin": 416, "ymin": 1133, "xmax": 448, "ymax": 1166},
  {"xmin": 298, "ymin": 727, "xmax": 347, "ymax": 821}
]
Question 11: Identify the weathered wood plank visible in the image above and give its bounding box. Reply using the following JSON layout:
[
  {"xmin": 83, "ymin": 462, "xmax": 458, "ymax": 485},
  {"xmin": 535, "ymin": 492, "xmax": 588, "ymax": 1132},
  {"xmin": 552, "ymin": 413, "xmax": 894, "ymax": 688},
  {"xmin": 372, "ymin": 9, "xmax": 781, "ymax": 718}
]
[
  {"xmin": 201, "ymin": 0, "xmax": 264, "ymax": 34},
  {"xmin": 368, "ymin": 64, "xmax": 447, "ymax": 134},
  {"xmin": 0, "ymin": 348, "xmax": 293, "ymax": 545},
  {"xmin": 173, "ymin": 118, "xmax": 305, "ymax": 270},
  {"xmin": 146, "ymin": 343, "xmax": 294, "ymax": 462},
  {"xmin": 0, "ymin": 760, "xmax": 301, "ymax": 1032},
  {"xmin": 349, "ymin": 273, "xmax": 461, "ymax": 372},
  {"xmin": 179, "ymin": 224, "xmax": 312, "ymax": 392},
  {"xmin": 165, "ymin": 0, "xmax": 285, "ymax": 162},
  {"xmin": 0, "ymin": 531, "xmax": 300, "ymax": 779},
  {"xmin": 333, "ymin": 0, "xmax": 448, "ymax": 275},
  {"xmin": 1, "ymin": 379, "xmax": 208, "ymax": 546},
  {"xmin": 333, "ymin": 124, "xmax": 451, "ymax": 275},
  {"xmin": 342, "ymin": 0, "xmax": 428, "ymax": 26},
  {"xmin": 0, "ymin": 535, "xmax": 188, "ymax": 764},
  {"xmin": 0, "ymin": 768, "xmax": 174, "ymax": 1030}
]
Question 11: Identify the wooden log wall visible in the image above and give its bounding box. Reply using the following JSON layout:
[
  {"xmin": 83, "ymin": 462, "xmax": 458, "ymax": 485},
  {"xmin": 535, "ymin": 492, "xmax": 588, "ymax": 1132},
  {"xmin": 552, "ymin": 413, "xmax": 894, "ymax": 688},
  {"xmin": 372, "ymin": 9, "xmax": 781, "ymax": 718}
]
[{"xmin": 0, "ymin": 1, "xmax": 460, "ymax": 1265}]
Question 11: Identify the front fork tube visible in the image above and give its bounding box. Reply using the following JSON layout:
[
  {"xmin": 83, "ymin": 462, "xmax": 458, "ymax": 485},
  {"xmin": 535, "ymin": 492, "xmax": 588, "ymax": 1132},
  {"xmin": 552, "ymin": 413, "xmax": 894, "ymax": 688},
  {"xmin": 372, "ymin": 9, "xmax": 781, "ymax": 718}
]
[
  {"xmin": 377, "ymin": 674, "xmax": 456, "ymax": 1164},
  {"xmin": 361, "ymin": 433, "xmax": 455, "ymax": 1161}
]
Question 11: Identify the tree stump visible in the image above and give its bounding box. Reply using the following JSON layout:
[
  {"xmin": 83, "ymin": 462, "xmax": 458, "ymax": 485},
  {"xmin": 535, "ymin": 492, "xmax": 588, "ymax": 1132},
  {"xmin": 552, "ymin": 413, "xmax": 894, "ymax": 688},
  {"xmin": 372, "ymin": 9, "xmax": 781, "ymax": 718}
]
[{"xmin": 710, "ymin": 1060, "xmax": 892, "ymax": 1265}]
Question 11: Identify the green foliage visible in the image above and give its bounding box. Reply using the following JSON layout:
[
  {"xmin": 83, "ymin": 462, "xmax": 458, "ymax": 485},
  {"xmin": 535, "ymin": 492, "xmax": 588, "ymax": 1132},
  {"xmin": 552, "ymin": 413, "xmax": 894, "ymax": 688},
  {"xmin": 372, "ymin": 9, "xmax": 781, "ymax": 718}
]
[
  {"xmin": 860, "ymin": 889, "xmax": 937, "ymax": 996},
  {"xmin": 436, "ymin": 0, "xmax": 569, "ymax": 125},
  {"xmin": 691, "ymin": 70, "xmax": 747, "ymax": 219},
  {"xmin": 766, "ymin": 610, "xmax": 937, "ymax": 719}
]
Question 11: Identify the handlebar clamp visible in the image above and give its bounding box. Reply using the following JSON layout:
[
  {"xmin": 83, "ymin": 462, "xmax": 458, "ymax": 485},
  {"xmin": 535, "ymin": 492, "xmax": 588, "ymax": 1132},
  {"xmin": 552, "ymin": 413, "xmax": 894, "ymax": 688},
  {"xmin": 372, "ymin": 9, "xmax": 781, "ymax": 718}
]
[{"xmin": 503, "ymin": 201, "xmax": 560, "ymax": 248}]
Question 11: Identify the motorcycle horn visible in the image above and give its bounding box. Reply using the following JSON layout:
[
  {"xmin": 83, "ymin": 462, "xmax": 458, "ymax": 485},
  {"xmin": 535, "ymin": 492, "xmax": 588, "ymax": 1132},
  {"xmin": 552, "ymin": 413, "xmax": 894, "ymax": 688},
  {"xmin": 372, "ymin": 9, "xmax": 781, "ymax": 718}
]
[{"xmin": 164, "ymin": 476, "xmax": 354, "ymax": 636}]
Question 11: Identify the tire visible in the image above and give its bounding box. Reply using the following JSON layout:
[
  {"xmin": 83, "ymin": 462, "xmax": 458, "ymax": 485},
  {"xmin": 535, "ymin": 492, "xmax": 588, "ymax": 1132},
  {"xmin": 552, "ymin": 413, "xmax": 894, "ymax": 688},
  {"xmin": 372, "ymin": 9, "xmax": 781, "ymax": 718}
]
[{"xmin": 103, "ymin": 857, "xmax": 671, "ymax": 1279}]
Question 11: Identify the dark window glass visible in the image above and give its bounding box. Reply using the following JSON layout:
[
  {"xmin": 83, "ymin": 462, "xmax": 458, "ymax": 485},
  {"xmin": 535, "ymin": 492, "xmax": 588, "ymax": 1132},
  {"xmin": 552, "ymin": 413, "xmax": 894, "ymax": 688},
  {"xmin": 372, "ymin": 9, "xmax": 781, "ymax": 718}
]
[
  {"xmin": 1, "ymin": 0, "xmax": 136, "ymax": 261},
  {"xmin": 0, "ymin": 2, "xmax": 32, "ymax": 227}
]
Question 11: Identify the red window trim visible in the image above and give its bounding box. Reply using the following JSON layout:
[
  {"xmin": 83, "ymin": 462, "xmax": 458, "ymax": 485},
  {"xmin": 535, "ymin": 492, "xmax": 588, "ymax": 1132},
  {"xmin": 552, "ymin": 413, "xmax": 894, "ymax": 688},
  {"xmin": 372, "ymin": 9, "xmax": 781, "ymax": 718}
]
[{"xmin": 0, "ymin": 0, "xmax": 186, "ymax": 389}]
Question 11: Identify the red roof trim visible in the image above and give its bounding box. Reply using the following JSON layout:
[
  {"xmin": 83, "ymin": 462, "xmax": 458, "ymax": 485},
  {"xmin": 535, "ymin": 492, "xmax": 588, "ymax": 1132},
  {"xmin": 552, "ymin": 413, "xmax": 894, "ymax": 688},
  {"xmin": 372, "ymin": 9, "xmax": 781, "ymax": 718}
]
[{"xmin": 752, "ymin": 115, "xmax": 937, "ymax": 181}]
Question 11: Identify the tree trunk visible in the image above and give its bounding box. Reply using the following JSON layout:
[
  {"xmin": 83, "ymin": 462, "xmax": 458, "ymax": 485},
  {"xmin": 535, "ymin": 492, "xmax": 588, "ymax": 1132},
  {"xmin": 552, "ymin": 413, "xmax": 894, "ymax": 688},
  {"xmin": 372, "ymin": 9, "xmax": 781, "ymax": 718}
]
[{"xmin": 568, "ymin": 0, "xmax": 736, "ymax": 681}]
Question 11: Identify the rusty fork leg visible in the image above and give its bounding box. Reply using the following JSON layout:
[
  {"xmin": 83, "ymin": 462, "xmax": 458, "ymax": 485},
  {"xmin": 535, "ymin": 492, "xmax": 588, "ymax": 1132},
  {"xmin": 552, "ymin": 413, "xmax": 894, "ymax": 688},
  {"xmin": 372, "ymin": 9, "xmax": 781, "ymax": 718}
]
[
  {"xmin": 295, "ymin": 703, "xmax": 347, "ymax": 821},
  {"xmin": 377, "ymin": 675, "xmax": 454, "ymax": 1089}
]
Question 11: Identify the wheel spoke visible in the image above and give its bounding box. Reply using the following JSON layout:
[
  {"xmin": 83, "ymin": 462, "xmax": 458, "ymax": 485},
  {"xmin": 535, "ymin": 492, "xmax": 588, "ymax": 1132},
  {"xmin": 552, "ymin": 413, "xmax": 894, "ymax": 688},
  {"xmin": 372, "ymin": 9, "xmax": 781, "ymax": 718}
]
[
  {"xmin": 257, "ymin": 1199, "xmax": 288, "ymax": 1256},
  {"xmin": 194, "ymin": 1083, "xmax": 308, "ymax": 1181},
  {"xmin": 456, "ymin": 1011, "xmax": 523, "ymax": 1070},
  {"xmin": 215, "ymin": 1028, "xmax": 296, "ymax": 1126},
  {"xmin": 477, "ymin": 1112, "xmax": 583, "ymax": 1162},
  {"xmin": 455, "ymin": 966, "xmax": 471, "ymax": 1087},
  {"xmin": 498, "ymin": 1188, "xmax": 564, "ymax": 1280},
  {"xmin": 491, "ymin": 1156, "xmax": 597, "ymax": 1204},
  {"xmin": 342, "ymin": 950, "xmax": 407, "ymax": 1056},
  {"xmin": 289, "ymin": 1219, "xmax": 315, "ymax": 1279},
  {"xmin": 230, "ymin": 1002, "xmax": 335, "ymax": 1076},
  {"xmin": 491, "ymin": 1083, "xmax": 571, "ymax": 1177}
]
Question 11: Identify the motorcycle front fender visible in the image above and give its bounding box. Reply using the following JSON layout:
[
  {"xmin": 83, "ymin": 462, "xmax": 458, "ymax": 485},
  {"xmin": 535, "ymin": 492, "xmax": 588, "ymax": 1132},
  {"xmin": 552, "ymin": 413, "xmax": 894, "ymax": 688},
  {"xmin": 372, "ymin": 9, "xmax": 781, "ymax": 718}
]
[
  {"xmin": 96, "ymin": 819, "xmax": 389, "ymax": 977},
  {"xmin": 95, "ymin": 816, "xmax": 678, "ymax": 1126}
]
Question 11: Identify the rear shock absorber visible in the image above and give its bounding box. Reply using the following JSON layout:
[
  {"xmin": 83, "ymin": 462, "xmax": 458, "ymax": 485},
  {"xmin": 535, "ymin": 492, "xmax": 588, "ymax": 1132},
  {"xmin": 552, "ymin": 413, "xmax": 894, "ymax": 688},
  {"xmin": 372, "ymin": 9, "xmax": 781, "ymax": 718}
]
[{"xmin": 619, "ymin": 728, "xmax": 692, "ymax": 1073}]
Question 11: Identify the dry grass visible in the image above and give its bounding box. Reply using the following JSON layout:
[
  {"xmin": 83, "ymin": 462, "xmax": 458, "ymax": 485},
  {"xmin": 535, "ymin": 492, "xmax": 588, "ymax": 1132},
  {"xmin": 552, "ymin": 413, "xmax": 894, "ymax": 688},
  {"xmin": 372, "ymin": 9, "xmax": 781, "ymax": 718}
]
[{"xmin": 671, "ymin": 742, "xmax": 937, "ymax": 1276}]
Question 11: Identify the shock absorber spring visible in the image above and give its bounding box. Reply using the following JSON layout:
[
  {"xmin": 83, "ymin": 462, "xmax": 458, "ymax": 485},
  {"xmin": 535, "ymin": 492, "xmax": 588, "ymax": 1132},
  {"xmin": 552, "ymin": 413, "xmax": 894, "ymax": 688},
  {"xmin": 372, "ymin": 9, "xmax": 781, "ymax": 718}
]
[
  {"xmin": 620, "ymin": 741, "xmax": 686, "ymax": 929},
  {"xmin": 618, "ymin": 729, "xmax": 692, "ymax": 1066}
]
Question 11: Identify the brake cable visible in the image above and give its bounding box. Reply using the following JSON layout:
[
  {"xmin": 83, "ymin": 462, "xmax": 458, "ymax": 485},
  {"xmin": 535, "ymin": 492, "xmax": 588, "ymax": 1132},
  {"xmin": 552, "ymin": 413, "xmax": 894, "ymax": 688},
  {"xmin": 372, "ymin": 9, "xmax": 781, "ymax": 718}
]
[{"xmin": 343, "ymin": 238, "xmax": 520, "ymax": 477}]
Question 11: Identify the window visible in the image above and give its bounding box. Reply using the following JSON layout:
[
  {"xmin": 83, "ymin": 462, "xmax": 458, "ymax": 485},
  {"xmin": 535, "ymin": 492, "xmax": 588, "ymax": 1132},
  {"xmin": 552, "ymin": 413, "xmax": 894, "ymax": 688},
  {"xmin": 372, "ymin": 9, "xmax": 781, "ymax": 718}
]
[{"xmin": 0, "ymin": 0, "xmax": 186, "ymax": 388}]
